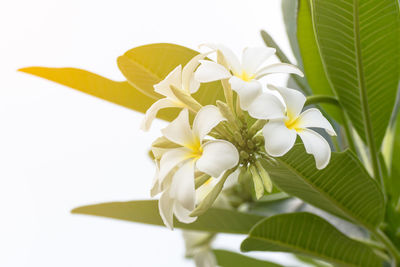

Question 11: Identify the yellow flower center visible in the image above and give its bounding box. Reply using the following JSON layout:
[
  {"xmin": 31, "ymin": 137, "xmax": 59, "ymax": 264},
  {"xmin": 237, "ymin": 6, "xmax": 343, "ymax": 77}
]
[
  {"xmin": 237, "ymin": 71, "xmax": 255, "ymax": 82},
  {"xmin": 284, "ymin": 110, "xmax": 303, "ymax": 132},
  {"xmin": 186, "ymin": 138, "xmax": 203, "ymax": 160}
]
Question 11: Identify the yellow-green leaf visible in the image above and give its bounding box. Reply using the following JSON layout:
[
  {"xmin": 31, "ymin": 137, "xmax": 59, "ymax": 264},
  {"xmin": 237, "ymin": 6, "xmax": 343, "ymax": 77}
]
[
  {"xmin": 117, "ymin": 43, "xmax": 225, "ymax": 106},
  {"xmin": 18, "ymin": 67, "xmax": 178, "ymax": 121}
]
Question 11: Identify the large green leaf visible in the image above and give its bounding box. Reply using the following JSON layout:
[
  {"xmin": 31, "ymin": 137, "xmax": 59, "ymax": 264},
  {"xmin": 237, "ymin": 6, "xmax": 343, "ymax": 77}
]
[
  {"xmin": 297, "ymin": 0, "xmax": 342, "ymax": 123},
  {"xmin": 260, "ymin": 144, "xmax": 384, "ymax": 228},
  {"xmin": 384, "ymin": 97, "xmax": 400, "ymax": 247},
  {"xmin": 213, "ymin": 249, "xmax": 283, "ymax": 267},
  {"xmin": 309, "ymin": 0, "xmax": 400, "ymax": 149},
  {"xmin": 241, "ymin": 213, "xmax": 383, "ymax": 267},
  {"xmin": 71, "ymin": 200, "xmax": 263, "ymax": 234},
  {"xmin": 282, "ymin": 0, "xmax": 303, "ymax": 68},
  {"xmin": 18, "ymin": 67, "xmax": 177, "ymax": 121},
  {"xmin": 117, "ymin": 43, "xmax": 225, "ymax": 106}
]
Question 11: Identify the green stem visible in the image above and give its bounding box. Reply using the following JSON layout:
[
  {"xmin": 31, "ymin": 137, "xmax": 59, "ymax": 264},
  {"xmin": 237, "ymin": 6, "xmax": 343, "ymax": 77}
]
[
  {"xmin": 371, "ymin": 228, "xmax": 400, "ymax": 265},
  {"xmin": 305, "ymin": 95, "xmax": 340, "ymax": 107}
]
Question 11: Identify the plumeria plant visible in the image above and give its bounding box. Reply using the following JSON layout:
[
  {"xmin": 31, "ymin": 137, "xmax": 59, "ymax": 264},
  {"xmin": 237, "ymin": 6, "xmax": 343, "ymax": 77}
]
[{"xmin": 20, "ymin": 0, "xmax": 400, "ymax": 266}]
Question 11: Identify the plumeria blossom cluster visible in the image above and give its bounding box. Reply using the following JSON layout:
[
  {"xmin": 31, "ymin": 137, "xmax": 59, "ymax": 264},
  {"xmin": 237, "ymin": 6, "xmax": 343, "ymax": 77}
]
[{"xmin": 142, "ymin": 44, "xmax": 336, "ymax": 230}]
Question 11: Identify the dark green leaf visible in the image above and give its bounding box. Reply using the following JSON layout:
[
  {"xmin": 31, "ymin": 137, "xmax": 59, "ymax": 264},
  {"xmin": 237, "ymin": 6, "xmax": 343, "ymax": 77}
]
[
  {"xmin": 309, "ymin": 0, "xmax": 400, "ymax": 149},
  {"xmin": 260, "ymin": 144, "xmax": 384, "ymax": 228},
  {"xmin": 241, "ymin": 212, "xmax": 383, "ymax": 267},
  {"xmin": 213, "ymin": 249, "xmax": 283, "ymax": 267}
]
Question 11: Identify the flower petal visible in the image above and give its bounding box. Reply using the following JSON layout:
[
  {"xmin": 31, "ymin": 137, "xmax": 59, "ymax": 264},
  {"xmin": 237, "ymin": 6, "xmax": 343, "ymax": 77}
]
[
  {"xmin": 201, "ymin": 43, "xmax": 241, "ymax": 74},
  {"xmin": 268, "ymin": 84, "xmax": 306, "ymax": 118},
  {"xmin": 194, "ymin": 60, "xmax": 231, "ymax": 83},
  {"xmin": 194, "ymin": 249, "xmax": 217, "ymax": 267},
  {"xmin": 154, "ymin": 65, "xmax": 182, "ymax": 99},
  {"xmin": 223, "ymin": 168, "xmax": 240, "ymax": 189},
  {"xmin": 173, "ymin": 202, "xmax": 197, "ymax": 224},
  {"xmin": 141, "ymin": 98, "xmax": 178, "ymax": 131},
  {"xmin": 298, "ymin": 129, "xmax": 331, "ymax": 169},
  {"xmin": 247, "ymin": 92, "xmax": 286, "ymax": 120},
  {"xmin": 193, "ymin": 105, "xmax": 226, "ymax": 141},
  {"xmin": 169, "ymin": 160, "xmax": 196, "ymax": 211},
  {"xmin": 256, "ymin": 63, "xmax": 304, "ymax": 79},
  {"xmin": 196, "ymin": 140, "xmax": 239, "ymax": 177},
  {"xmin": 150, "ymin": 162, "xmax": 161, "ymax": 197},
  {"xmin": 159, "ymin": 147, "xmax": 192, "ymax": 183},
  {"xmin": 263, "ymin": 120, "xmax": 297, "ymax": 156},
  {"xmin": 159, "ymin": 190, "xmax": 174, "ymax": 230},
  {"xmin": 162, "ymin": 109, "xmax": 195, "ymax": 146},
  {"xmin": 182, "ymin": 52, "xmax": 212, "ymax": 94},
  {"xmin": 298, "ymin": 108, "xmax": 336, "ymax": 136},
  {"xmin": 241, "ymin": 47, "xmax": 276, "ymax": 75},
  {"xmin": 229, "ymin": 76, "xmax": 262, "ymax": 110}
]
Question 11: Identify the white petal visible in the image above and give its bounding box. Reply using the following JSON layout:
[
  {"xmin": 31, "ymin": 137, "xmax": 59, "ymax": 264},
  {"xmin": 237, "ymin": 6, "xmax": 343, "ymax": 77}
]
[
  {"xmin": 196, "ymin": 140, "xmax": 239, "ymax": 177},
  {"xmin": 182, "ymin": 52, "xmax": 212, "ymax": 93},
  {"xmin": 201, "ymin": 43, "xmax": 241, "ymax": 74},
  {"xmin": 150, "ymin": 162, "xmax": 161, "ymax": 197},
  {"xmin": 154, "ymin": 65, "xmax": 182, "ymax": 99},
  {"xmin": 298, "ymin": 129, "xmax": 331, "ymax": 169},
  {"xmin": 241, "ymin": 47, "xmax": 276, "ymax": 75},
  {"xmin": 173, "ymin": 202, "xmax": 197, "ymax": 224},
  {"xmin": 194, "ymin": 249, "xmax": 217, "ymax": 267},
  {"xmin": 256, "ymin": 63, "xmax": 304, "ymax": 79},
  {"xmin": 159, "ymin": 147, "xmax": 192, "ymax": 183},
  {"xmin": 169, "ymin": 160, "xmax": 196, "ymax": 211},
  {"xmin": 194, "ymin": 60, "xmax": 231, "ymax": 83},
  {"xmin": 268, "ymin": 84, "xmax": 306, "ymax": 118},
  {"xmin": 159, "ymin": 190, "xmax": 174, "ymax": 230},
  {"xmin": 229, "ymin": 76, "xmax": 262, "ymax": 110},
  {"xmin": 298, "ymin": 108, "xmax": 336, "ymax": 136},
  {"xmin": 263, "ymin": 120, "xmax": 297, "ymax": 156},
  {"xmin": 141, "ymin": 98, "xmax": 178, "ymax": 131},
  {"xmin": 162, "ymin": 109, "xmax": 195, "ymax": 146},
  {"xmin": 247, "ymin": 92, "xmax": 286, "ymax": 120},
  {"xmin": 223, "ymin": 168, "xmax": 240, "ymax": 189},
  {"xmin": 193, "ymin": 105, "xmax": 226, "ymax": 141}
]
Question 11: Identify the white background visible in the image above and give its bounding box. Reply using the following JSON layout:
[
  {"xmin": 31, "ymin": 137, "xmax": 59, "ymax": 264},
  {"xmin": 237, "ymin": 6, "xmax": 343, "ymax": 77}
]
[{"xmin": 0, "ymin": 0, "xmax": 302, "ymax": 266}]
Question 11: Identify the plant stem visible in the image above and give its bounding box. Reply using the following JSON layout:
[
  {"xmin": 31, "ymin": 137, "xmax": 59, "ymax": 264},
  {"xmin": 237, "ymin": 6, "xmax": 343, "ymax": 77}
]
[{"xmin": 305, "ymin": 95, "xmax": 340, "ymax": 106}]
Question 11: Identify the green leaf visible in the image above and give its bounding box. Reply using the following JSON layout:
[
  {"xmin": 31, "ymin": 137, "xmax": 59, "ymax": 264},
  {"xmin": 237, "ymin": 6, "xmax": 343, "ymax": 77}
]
[
  {"xmin": 241, "ymin": 212, "xmax": 383, "ymax": 267},
  {"xmin": 309, "ymin": 0, "xmax": 400, "ymax": 149},
  {"xmin": 117, "ymin": 43, "xmax": 225, "ymax": 106},
  {"xmin": 213, "ymin": 249, "xmax": 283, "ymax": 267},
  {"xmin": 18, "ymin": 67, "xmax": 177, "ymax": 121},
  {"xmin": 297, "ymin": 0, "xmax": 342, "ymax": 123},
  {"xmin": 384, "ymin": 96, "xmax": 400, "ymax": 247},
  {"xmin": 260, "ymin": 144, "xmax": 384, "ymax": 228},
  {"xmin": 282, "ymin": 0, "xmax": 303, "ymax": 68},
  {"xmin": 71, "ymin": 200, "xmax": 263, "ymax": 234}
]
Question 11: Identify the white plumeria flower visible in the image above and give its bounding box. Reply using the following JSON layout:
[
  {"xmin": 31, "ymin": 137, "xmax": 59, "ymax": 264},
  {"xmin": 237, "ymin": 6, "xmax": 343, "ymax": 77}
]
[
  {"xmin": 254, "ymin": 85, "xmax": 336, "ymax": 169},
  {"xmin": 153, "ymin": 106, "xmax": 239, "ymax": 229},
  {"xmin": 183, "ymin": 231, "xmax": 217, "ymax": 267},
  {"xmin": 141, "ymin": 52, "xmax": 209, "ymax": 131},
  {"xmin": 194, "ymin": 44, "xmax": 304, "ymax": 114}
]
